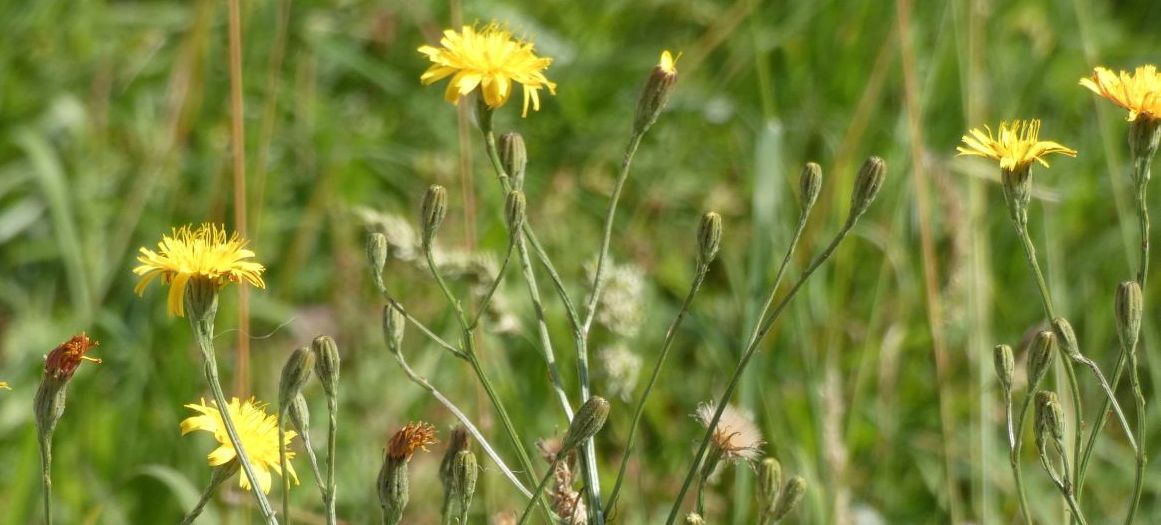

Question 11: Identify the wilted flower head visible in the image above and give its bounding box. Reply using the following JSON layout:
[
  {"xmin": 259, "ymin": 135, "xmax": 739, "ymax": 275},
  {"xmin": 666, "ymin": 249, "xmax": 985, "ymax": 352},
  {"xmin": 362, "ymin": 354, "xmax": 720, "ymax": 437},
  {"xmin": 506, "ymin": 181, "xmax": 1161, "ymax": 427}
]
[
  {"xmin": 1080, "ymin": 65, "xmax": 1161, "ymax": 122},
  {"xmin": 695, "ymin": 402, "xmax": 764, "ymax": 463},
  {"xmin": 388, "ymin": 421, "xmax": 439, "ymax": 461},
  {"xmin": 44, "ymin": 332, "xmax": 101, "ymax": 381},
  {"xmin": 181, "ymin": 397, "xmax": 297, "ymax": 494},
  {"xmin": 957, "ymin": 119, "xmax": 1077, "ymax": 173},
  {"xmin": 598, "ymin": 345, "xmax": 642, "ymax": 401},
  {"xmin": 419, "ymin": 23, "xmax": 557, "ymax": 117},
  {"xmin": 133, "ymin": 223, "xmax": 265, "ymax": 317}
]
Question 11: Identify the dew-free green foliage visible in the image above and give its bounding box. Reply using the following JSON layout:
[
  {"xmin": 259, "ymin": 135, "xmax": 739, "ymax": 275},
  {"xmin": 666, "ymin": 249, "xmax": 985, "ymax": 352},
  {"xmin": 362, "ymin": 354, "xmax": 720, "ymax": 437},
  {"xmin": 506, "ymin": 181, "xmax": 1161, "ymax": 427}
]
[{"xmin": 1, "ymin": 0, "xmax": 1160, "ymax": 523}]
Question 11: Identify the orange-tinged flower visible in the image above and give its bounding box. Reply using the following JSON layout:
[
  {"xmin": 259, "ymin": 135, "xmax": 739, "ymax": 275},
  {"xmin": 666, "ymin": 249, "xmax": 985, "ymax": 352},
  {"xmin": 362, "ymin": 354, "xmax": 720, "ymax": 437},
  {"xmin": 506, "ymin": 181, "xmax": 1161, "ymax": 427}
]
[
  {"xmin": 957, "ymin": 119, "xmax": 1077, "ymax": 172},
  {"xmin": 181, "ymin": 397, "xmax": 297, "ymax": 494},
  {"xmin": 696, "ymin": 402, "xmax": 764, "ymax": 463},
  {"xmin": 387, "ymin": 421, "xmax": 439, "ymax": 461},
  {"xmin": 44, "ymin": 332, "xmax": 100, "ymax": 381},
  {"xmin": 419, "ymin": 24, "xmax": 556, "ymax": 117},
  {"xmin": 1080, "ymin": 65, "xmax": 1161, "ymax": 122},
  {"xmin": 133, "ymin": 223, "xmax": 265, "ymax": 317}
]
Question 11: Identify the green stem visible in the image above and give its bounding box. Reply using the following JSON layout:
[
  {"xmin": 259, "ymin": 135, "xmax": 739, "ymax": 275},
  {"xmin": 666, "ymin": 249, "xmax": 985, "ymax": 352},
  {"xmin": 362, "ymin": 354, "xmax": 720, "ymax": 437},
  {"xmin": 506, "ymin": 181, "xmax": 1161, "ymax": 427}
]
[
  {"xmin": 1124, "ymin": 353, "xmax": 1147, "ymax": 525},
  {"xmin": 39, "ymin": 434, "xmax": 52, "ymax": 525},
  {"xmin": 1010, "ymin": 388, "xmax": 1037, "ymax": 525},
  {"xmin": 300, "ymin": 427, "xmax": 327, "ymax": 500},
  {"xmin": 279, "ymin": 420, "xmax": 290, "ymax": 523},
  {"xmin": 514, "ymin": 235, "xmax": 575, "ymax": 420},
  {"xmin": 324, "ymin": 395, "xmax": 338, "ymax": 525},
  {"xmin": 665, "ymin": 224, "xmax": 853, "ymax": 525},
  {"xmin": 516, "ymin": 459, "xmax": 560, "ymax": 525},
  {"xmin": 1076, "ymin": 351, "xmax": 1127, "ymax": 493},
  {"xmin": 469, "ymin": 237, "xmax": 516, "ymax": 329},
  {"xmin": 181, "ymin": 464, "xmax": 234, "ymax": 525}
]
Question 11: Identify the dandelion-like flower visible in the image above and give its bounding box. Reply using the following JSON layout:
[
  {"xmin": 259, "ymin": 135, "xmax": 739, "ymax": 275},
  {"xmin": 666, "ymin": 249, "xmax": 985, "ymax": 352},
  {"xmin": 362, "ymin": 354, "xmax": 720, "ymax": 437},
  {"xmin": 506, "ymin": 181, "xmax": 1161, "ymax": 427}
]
[
  {"xmin": 44, "ymin": 332, "xmax": 101, "ymax": 381},
  {"xmin": 0, "ymin": 381, "xmax": 9, "ymax": 390},
  {"xmin": 419, "ymin": 24, "xmax": 557, "ymax": 117},
  {"xmin": 1080, "ymin": 65, "xmax": 1161, "ymax": 122},
  {"xmin": 133, "ymin": 223, "xmax": 266, "ymax": 317},
  {"xmin": 181, "ymin": 397, "xmax": 297, "ymax": 494},
  {"xmin": 387, "ymin": 421, "xmax": 439, "ymax": 461},
  {"xmin": 695, "ymin": 402, "xmax": 764, "ymax": 463},
  {"xmin": 957, "ymin": 119, "xmax": 1077, "ymax": 173}
]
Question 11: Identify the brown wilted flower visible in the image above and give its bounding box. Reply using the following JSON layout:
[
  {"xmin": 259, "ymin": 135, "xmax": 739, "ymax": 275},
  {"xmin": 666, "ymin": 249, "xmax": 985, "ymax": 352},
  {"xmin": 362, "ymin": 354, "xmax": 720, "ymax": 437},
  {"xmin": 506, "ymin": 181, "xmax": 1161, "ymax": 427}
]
[
  {"xmin": 695, "ymin": 402, "xmax": 764, "ymax": 463},
  {"xmin": 44, "ymin": 332, "xmax": 101, "ymax": 381},
  {"xmin": 388, "ymin": 421, "xmax": 439, "ymax": 461}
]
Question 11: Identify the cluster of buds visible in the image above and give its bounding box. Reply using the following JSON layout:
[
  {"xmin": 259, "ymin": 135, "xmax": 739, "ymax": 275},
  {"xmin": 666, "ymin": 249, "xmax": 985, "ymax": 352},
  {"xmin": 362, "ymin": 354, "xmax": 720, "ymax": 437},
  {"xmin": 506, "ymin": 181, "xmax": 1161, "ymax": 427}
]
[
  {"xmin": 439, "ymin": 427, "xmax": 478, "ymax": 524},
  {"xmin": 755, "ymin": 457, "xmax": 807, "ymax": 524}
]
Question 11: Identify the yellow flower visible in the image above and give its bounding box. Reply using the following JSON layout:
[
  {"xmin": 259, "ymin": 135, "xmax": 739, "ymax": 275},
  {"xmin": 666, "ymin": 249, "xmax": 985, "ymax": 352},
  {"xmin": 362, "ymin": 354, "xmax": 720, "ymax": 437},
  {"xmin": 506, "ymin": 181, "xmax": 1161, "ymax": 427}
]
[
  {"xmin": 0, "ymin": 381, "xmax": 9, "ymax": 390},
  {"xmin": 418, "ymin": 24, "xmax": 557, "ymax": 117},
  {"xmin": 658, "ymin": 50, "xmax": 681, "ymax": 76},
  {"xmin": 1080, "ymin": 65, "xmax": 1161, "ymax": 122},
  {"xmin": 133, "ymin": 223, "xmax": 265, "ymax": 317},
  {"xmin": 181, "ymin": 397, "xmax": 297, "ymax": 494},
  {"xmin": 957, "ymin": 119, "xmax": 1077, "ymax": 172}
]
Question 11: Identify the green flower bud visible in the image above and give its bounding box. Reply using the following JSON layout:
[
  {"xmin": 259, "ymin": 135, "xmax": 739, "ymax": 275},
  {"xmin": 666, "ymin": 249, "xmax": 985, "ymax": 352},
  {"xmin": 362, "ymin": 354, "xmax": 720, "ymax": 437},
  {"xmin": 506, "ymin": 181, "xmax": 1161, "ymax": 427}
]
[
  {"xmin": 993, "ymin": 344, "xmax": 1015, "ymax": 395},
  {"xmin": 34, "ymin": 378, "xmax": 68, "ymax": 445},
  {"xmin": 1027, "ymin": 331, "xmax": 1056, "ymax": 390},
  {"xmin": 561, "ymin": 396, "xmax": 610, "ymax": 455},
  {"xmin": 506, "ymin": 190, "xmax": 527, "ymax": 234},
  {"xmin": 500, "ymin": 132, "xmax": 528, "ymax": 190},
  {"xmin": 448, "ymin": 450, "xmax": 478, "ymax": 523},
  {"xmin": 420, "ymin": 184, "xmax": 448, "ymax": 249},
  {"xmin": 378, "ymin": 454, "xmax": 409, "ymax": 525},
  {"xmin": 287, "ymin": 393, "xmax": 311, "ymax": 437},
  {"xmin": 772, "ymin": 475, "xmax": 807, "ymax": 521},
  {"xmin": 383, "ymin": 304, "xmax": 406, "ymax": 355},
  {"xmin": 847, "ymin": 156, "xmax": 886, "ymax": 226},
  {"xmin": 696, "ymin": 211, "xmax": 723, "ymax": 267},
  {"xmin": 1115, "ymin": 280, "xmax": 1143, "ymax": 353},
  {"xmin": 278, "ymin": 346, "xmax": 315, "ymax": 412},
  {"xmin": 633, "ymin": 51, "xmax": 680, "ymax": 135},
  {"xmin": 1034, "ymin": 391, "xmax": 1064, "ymax": 453},
  {"xmin": 367, "ymin": 232, "xmax": 388, "ymax": 284},
  {"xmin": 440, "ymin": 426, "xmax": 471, "ymax": 487},
  {"xmin": 799, "ymin": 162, "xmax": 823, "ymax": 212},
  {"xmin": 757, "ymin": 457, "xmax": 783, "ymax": 521},
  {"xmin": 312, "ymin": 335, "xmax": 341, "ymax": 399},
  {"xmin": 1051, "ymin": 317, "xmax": 1081, "ymax": 360}
]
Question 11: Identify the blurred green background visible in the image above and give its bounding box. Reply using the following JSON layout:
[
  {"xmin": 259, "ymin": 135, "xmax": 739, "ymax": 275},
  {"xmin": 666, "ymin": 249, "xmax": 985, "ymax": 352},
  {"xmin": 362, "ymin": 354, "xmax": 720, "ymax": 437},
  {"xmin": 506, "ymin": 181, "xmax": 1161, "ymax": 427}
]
[{"xmin": 2, "ymin": 0, "xmax": 1161, "ymax": 523}]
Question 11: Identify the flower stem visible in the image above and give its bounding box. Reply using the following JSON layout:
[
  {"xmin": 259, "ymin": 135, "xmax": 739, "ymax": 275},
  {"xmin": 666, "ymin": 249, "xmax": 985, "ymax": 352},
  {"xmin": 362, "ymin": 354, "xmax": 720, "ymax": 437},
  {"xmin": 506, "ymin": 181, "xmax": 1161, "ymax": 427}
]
[
  {"xmin": 1124, "ymin": 354, "xmax": 1147, "ymax": 525},
  {"xmin": 516, "ymin": 458, "xmax": 561, "ymax": 525},
  {"xmin": 38, "ymin": 433, "xmax": 52, "ymax": 525},
  {"xmin": 279, "ymin": 421, "xmax": 290, "ymax": 523},
  {"xmin": 324, "ymin": 395, "xmax": 338, "ymax": 525}
]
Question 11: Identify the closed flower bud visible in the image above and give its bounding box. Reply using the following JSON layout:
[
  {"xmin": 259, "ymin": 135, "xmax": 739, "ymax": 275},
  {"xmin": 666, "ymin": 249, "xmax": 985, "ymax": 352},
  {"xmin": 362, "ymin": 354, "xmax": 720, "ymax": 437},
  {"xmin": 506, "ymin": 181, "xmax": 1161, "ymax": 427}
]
[
  {"xmin": 684, "ymin": 513, "xmax": 705, "ymax": 525},
  {"xmin": 1051, "ymin": 317, "xmax": 1081, "ymax": 360},
  {"xmin": 506, "ymin": 190, "xmax": 527, "ymax": 234},
  {"xmin": 278, "ymin": 346, "xmax": 315, "ymax": 412},
  {"xmin": 633, "ymin": 50, "xmax": 680, "ymax": 135},
  {"xmin": 696, "ymin": 212, "xmax": 723, "ymax": 267},
  {"xmin": 34, "ymin": 379, "xmax": 68, "ymax": 443},
  {"xmin": 757, "ymin": 457, "xmax": 783, "ymax": 520},
  {"xmin": 440, "ymin": 427, "xmax": 471, "ymax": 486},
  {"xmin": 287, "ymin": 393, "xmax": 311, "ymax": 437},
  {"xmin": 993, "ymin": 344, "xmax": 1015, "ymax": 395},
  {"xmin": 448, "ymin": 450, "xmax": 478, "ymax": 522},
  {"xmin": 772, "ymin": 475, "xmax": 807, "ymax": 521},
  {"xmin": 1027, "ymin": 331, "xmax": 1056, "ymax": 389},
  {"xmin": 312, "ymin": 335, "xmax": 341, "ymax": 398},
  {"xmin": 1115, "ymin": 281, "xmax": 1143, "ymax": 353},
  {"xmin": 420, "ymin": 184, "xmax": 448, "ymax": 249},
  {"xmin": 847, "ymin": 156, "xmax": 886, "ymax": 226},
  {"xmin": 1034, "ymin": 391, "xmax": 1065, "ymax": 449},
  {"xmin": 367, "ymin": 232, "xmax": 388, "ymax": 283},
  {"xmin": 561, "ymin": 396, "xmax": 611, "ymax": 455},
  {"xmin": 799, "ymin": 162, "xmax": 823, "ymax": 212},
  {"xmin": 383, "ymin": 304, "xmax": 406, "ymax": 355},
  {"xmin": 500, "ymin": 132, "xmax": 528, "ymax": 190},
  {"xmin": 378, "ymin": 454, "xmax": 409, "ymax": 525}
]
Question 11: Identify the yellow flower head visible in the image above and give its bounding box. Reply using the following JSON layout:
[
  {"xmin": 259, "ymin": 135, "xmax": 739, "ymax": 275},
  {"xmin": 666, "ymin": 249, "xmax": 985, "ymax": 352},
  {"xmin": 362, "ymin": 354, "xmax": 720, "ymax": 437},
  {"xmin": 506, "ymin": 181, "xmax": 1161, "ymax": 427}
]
[
  {"xmin": 1080, "ymin": 65, "xmax": 1161, "ymax": 122},
  {"xmin": 419, "ymin": 24, "xmax": 557, "ymax": 117},
  {"xmin": 133, "ymin": 223, "xmax": 265, "ymax": 317},
  {"xmin": 957, "ymin": 119, "xmax": 1078, "ymax": 172},
  {"xmin": 0, "ymin": 381, "xmax": 9, "ymax": 390},
  {"xmin": 181, "ymin": 397, "xmax": 297, "ymax": 494},
  {"xmin": 658, "ymin": 50, "xmax": 681, "ymax": 76}
]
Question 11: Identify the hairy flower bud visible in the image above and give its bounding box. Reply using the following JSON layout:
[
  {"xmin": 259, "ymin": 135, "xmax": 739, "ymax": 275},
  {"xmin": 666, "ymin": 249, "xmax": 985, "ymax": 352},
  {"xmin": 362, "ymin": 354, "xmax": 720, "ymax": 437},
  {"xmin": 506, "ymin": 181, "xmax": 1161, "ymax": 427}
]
[
  {"xmin": 696, "ymin": 211, "xmax": 723, "ymax": 267},
  {"xmin": 383, "ymin": 304, "xmax": 406, "ymax": 355},
  {"xmin": 420, "ymin": 184, "xmax": 448, "ymax": 249},
  {"xmin": 1034, "ymin": 391, "xmax": 1065, "ymax": 453},
  {"xmin": 312, "ymin": 335, "xmax": 341, "ymax": 399},
  {"xmin": 287, "ymin": 393, "xmax": 311, "ymax": 437},
  {"xmin": 500, "ymin": 132, "xmax": 528, "ymax": 190},
  {"xmin": 799, "ymin": 162, "xmax": 823, "ymax": 212},
  {"xmin": 506, "ymin": 190, "xmax": 527, "ymax": 234},
  {"xmin": 561, "ymin": 396, "xmax": 610, "ymax": 455},
  {"xmin": 757, "ymin": 457, "xmax": 783, "ymax": 521},
  {"xmin": 993, "ymin": 344, "xmax": 1015, "ymax": 395},
  {"xmin": 367, "ymin": 232, "xmax": 388, "ymax": 286},
  {"xmin": 447, "ymin": 450, "xmax": 478, "ymax": 523},
  {"xmin": 1027, "ymin": 331, "xmax": 1056, "ymax": 390},
  {"xmin": 772, "ymin": 475, "xmax": 807, "ymax": 521},
  {"xmin": 1115, "ymin": 281, "xmax": 1143, "ymax": 353},
  {"xmin": 378, "ymin": 454, "xmax": 409, "ymax": 525},
  {"xmin": 1051, "ymin": 317, "xmax": 1081, "ymax": 361},
  {"xmin": 278, "ymin": 346, "xmax": 315, "ymax": 412},
  {"xmin": 847, "ymin": 156, "xmax": 886, "ymax": 226},
  {"xmin": 633, "ymin": 50, "xmax": 680, "ymax": 135}
]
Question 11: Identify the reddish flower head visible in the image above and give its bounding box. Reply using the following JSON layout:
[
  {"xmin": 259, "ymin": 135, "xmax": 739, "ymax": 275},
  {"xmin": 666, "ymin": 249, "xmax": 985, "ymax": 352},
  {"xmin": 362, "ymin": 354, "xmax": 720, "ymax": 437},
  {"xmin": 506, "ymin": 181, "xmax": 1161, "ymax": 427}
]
[
  {"xmin": 387, "ymin": 421, "xmax": 439, "ymax": 461},
  {"xmin": 44, "ymin": 332, "xmax": 101, "ymax": 381}
]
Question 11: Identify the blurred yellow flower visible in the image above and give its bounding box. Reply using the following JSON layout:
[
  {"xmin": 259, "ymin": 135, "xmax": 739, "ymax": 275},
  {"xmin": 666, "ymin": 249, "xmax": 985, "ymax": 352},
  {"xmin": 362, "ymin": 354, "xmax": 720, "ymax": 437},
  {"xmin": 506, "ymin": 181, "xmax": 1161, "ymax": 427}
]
[
  {"xmin": 1080, "ymin": 65, "xmax": 1161, "ymax": 122},
  {"xmin": 181, "ymin": 397, "xmax": 297, "ymax": 494},
  {"xmin": 419, "ymin": 24, "xmax": 556, "ymax": 117},
  {"xmin": 957, "ymin": 119, "xmax": 1077, "ymax": 172},
  {"xmin": 0, "ymin": 381, "xmax": 9, "ymax": 390},
  {"xmin": 133, "ymin": 223, "xmax": 265, "ymax": 317},
  {"xmin": 658, "ymin": 50, "xmax": 680, "ymax": 76}
]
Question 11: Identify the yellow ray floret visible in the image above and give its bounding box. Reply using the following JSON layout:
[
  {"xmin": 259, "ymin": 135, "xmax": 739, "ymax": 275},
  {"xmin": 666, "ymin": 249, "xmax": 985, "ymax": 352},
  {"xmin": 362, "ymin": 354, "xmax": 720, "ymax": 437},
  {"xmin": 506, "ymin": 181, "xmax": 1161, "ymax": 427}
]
[
  {"xmin": 1080, "ymin": 65, "xmax": 1161, "ymax": 122},
  {"xmin": 957, "ymin": 119, "xmax": 1077, "ymax": 172},
  {"xmin": 0, "ymin": 381, "xmax": 9, "ymax": 390},
  {"xmin": 133, "ymin": 223, "xmax": 265, "ymax": 317},
  {"xmin": 658, "ymin": 50, "xmax": 681, "ymax": 76},
  {"xmin": 181, "ymin": 397, "xmax": 297, "ymax": 494},
  {"xmin": 419, "ymin": 24, "xmax": 557, "ymax": 117}
]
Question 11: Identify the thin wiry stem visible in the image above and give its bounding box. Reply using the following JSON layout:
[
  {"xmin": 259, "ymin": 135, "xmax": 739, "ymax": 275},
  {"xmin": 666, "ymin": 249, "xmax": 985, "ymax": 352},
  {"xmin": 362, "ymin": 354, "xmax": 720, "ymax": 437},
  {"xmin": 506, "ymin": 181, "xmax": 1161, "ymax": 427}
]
[
  {"xmin": 279, "ymin": 421, "xmax": 290, "ymax": 523},
  {"xmin": 323, "ymin": 395, "xmax": 338, "ymax": 525},
  {"xmin": 39, "ymin": 433, "xmax": 53, "ymax": 525},
  {"xmin": 516, "ymin": 458, "xmax": 562, "ymax": 525}
]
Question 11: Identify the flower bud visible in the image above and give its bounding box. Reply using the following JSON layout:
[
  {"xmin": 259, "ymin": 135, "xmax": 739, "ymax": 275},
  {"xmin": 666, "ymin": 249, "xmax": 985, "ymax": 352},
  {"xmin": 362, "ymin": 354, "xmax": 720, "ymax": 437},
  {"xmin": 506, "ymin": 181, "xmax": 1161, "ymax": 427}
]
[
  {"xmin": 287, "ymin": 393, "xmax": 311, "ymax": 437},
  {"xmin": 561, "ymin": 396, "xmax": 610, "ymax": 454},
  {"xmin": 1051, "ymin": 317, "xmax": 1081, "ymax": 360},
  {"xmin": 367, "ymin": 232, "xmax": 388, "ymax": 284},
  {"xmin": 1115, "ymin": 281, "xmax": 1143, "ymax": 353},
  {"xmin": 1000, "ymin": 166, "xmax": 1033, "ymax": 227},
  {"xmin": 505, "ymin": 190, "xmax": 527, "ymax": 234},
  {"xmin": 1034, "ymin": 391, "xmax": 1065, "ymax": 451},
  {"xmin": 684, "ymin": 513, "xmax": 705, "ymax": 525},
  {"xmin": 757, "ymin": 457, "xmax": 783, "ymax": 521},
  {"xmin": 1027, "ymin": 331, "xmax": 1056, "ymax": 389},
  {"xmin": 772, "ymin": 475, "xmax": 807, "ymax": 521},
  {"xmin": 696, "ymin": 211, "xmax": 723, "ymax": 267},
  {"xmin": 847, "ymin": 156, "xmax": 886, "ymax": 226},
  {"xmin": 500, "ymin": 132, "xmax": 528, "ymax": 190},
  {"xmin": 799, "ymin": 162, "xmax": 823, "ymax": 212},
  {"xmin": 440, "ymin": 427, "xmax": 471, "ymax": 487},
  {"xmin": 633, "ymin": 50, "xmax": 680, "ymax": 135},
  {"xmin": 448, "ymin": 450, "xmax": 478, "ymax": 523},
  {"xmin": 278, "ymin": 346, "xmax": 315, "ymax": 412},
  {"xmin": 383, "ymin": 304, "xmax": 406, "ymax": 355},
  {"xmin": 34, "ymin": 379, "xmax": 68, "ymax": 444},
  {"xmin": 420, "ymin": 184, "xmax": 448, "ymax": 249},
  {"xmin": 993, "ymin": 344, "xmax": 1015, "ymax": 395},
  {"xmin": 378, "ymin": 453, "xmax": 409, "ymax": 525},
  {"xmin": 312, "ymin": 335, "xmax": 341, "ymax": 398}
]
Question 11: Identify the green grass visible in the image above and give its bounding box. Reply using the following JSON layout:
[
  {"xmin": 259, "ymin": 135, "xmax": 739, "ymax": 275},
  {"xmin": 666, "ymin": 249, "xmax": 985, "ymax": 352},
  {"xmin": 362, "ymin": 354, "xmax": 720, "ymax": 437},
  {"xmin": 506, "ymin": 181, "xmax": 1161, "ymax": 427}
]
[{"xmin": 2, "ymin": 0, "xmax": 1161, "ymax": 523}]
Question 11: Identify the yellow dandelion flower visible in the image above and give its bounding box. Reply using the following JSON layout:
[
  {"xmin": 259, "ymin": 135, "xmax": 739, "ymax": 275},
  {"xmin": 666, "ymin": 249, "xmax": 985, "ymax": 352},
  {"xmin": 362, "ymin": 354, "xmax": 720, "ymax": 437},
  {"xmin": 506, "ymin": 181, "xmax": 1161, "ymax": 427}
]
[
  {"xmin": 133, "ymin": 223, "xmax": 265, "ymax": 317},
  {"xmin": 181, "ymin": 397, "xmax": 297, "ymax": 494},
  {"xmin": 0, "ymin": 381, "xmax": 9, "ymax": 390},
  {"xmin": 957, "ymin": 119, "xmax": 1077, "ymax": 172},
  {"xmin": 418, "ymin": 24, "xmax": 557, "ymax": 117},
  {"xmin": 1080, "ymin": 65, "xmax": 1161, "ymax": 122},
  {"xmin": 696, "ymin": 403, "xmax": 764, "ymax": 463}
]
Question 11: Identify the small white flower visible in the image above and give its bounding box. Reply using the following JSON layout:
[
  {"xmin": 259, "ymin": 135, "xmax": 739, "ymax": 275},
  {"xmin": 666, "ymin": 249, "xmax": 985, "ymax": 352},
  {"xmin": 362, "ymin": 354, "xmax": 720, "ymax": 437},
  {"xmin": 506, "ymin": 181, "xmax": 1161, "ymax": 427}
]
[
  {"xmin": 586, "ymin": 259, "xmax": 647, "ymax": 338},
  {"xmin": 598, "ymin": 345, "xmax": 643, "ymax": 401},
  {"xmin": 695, "ymin": 402, "xmax": 764, "ymax": 463}
]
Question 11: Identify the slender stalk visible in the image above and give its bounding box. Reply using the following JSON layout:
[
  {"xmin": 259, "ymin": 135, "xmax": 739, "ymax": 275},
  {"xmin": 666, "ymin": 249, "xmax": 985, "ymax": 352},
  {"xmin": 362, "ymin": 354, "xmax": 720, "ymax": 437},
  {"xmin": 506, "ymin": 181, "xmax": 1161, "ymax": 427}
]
[
  {"xmin": 1124, "ymin": 356, "xmax": 1147, "ymax": 525},
  {"xmin": 1076, "ymin": 351, "xmax": 1127, "ymax": 492},
  {"xmin": 373, "ymin": 281, "xmax": 464, "ymax": 358},
  {"xmin": 180, "ymin": 488, "xmax": 214, "ymax": 525},
  {"xmin": 1010, "ymin": 386, "xmax": 1038, "ymax": 525},
  {"xmin": 279, "ymin": 422, "xmax": 290, "ymax": 523},
  {"xmin": 513, "ymin": 234, "xmax": 576, "ymax": 419},
  {"xmin": 516, "ymin": 459, "xmax": 561, "ymax": 525},
  {"xmin": 1135, "ymin": 172, "xmax": 1150, "ymax": 288},
  {"xmin": 324, "ymin": 395, "xmax": 338, "ymax": 525},
  {"xmin": 39, "ymin": 434, "xmax": 52, "ymax": 525},
  {"xmin": 665, "ymin": 224, "xmax": 853, "ymax": 525},
  {"xmin": 300, "ymin": 428, "xmax": 327, "ymax": 498},
  {"xmin": 181, "ymin": 464, "xmax": 236, "ymax": 525},
  {"xmin": 469, "ymin": 236, "xmax": 516, "ymax": 329}
]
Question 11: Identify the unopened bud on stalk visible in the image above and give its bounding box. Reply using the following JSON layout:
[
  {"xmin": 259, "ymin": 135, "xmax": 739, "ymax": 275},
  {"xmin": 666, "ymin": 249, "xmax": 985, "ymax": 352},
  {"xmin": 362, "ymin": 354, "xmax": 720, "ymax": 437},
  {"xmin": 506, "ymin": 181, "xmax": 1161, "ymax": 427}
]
[
  {"xmin": 757, "ymin": 457, "xmax": 783, "ymax": 520},
  {"xmin": 1027, "ymin": 331, "xmax": 1056, "ymax": 389},
  {"xmin": 378, "ymin": 453, "xmax": 409, "ymax": 525},
  {"xmin": 799, "ymin": 162, "xmax": 823, "ymax": 212},
  {"xmin": 420, "ymin": 184, "xmax": 448, "ymax": 249},
  {"xmin": 684, "ymin": 513, "xmax": 705, "ymax": 525},
  {"xmin": 506, "ymin": 190, "xmax": 527, "ymax": 234},
  {"xmin": 633, "ymin": 50, "xmax": 680, "ymax": 135},
  {"xmin": 696, "ymin": 212, "xmax": 723, "ymax": 267},
  {"xmin": 1034, "ymin": 391, "xmax": 1065, "ymax": 451},
  {"xmin": 383, "ymin": 304, "xmax": 406, "ymax": 354},
  {"xmin": 500, "ymin": 132, "xmax": 528, "ymax": 190},
  {"xmin": 561, "ymin": 396, "xmax": 610, "ymax": 455},
  {"xmin": 1115, "ymin": 281, "xmax": 1143, "ymax": 353},
  {"xmin": 367, "ymin": 232, "xmax": 388, "ymax": 284},
  {"xmin": 847, "ymin": 156, "xmax": 886, "ymax": 226},
  {"xmin": 287, "ymin": 393, "xmax": 311, "ymax": 437},
  {"xmin": 278, "ymin": 346, "xmax": 315, "ymax": 412},
  {"xmin": 993, "ymin": 344, "xmax": 1015, "ymax": 395},
  {"xmin": 312, "ymin": 335, "xmax": 341, "ymax": 398},
  {"xmin": 448, "ymin": 450, "xmax": 478, "ymax": 521},
  {"xmin": 772, "ymin": 475, "xmax": 807, "ymax": 521},
  {"xmin": 1050, "ymin": 317, "xmax": 1081, "ymax": 360}
]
